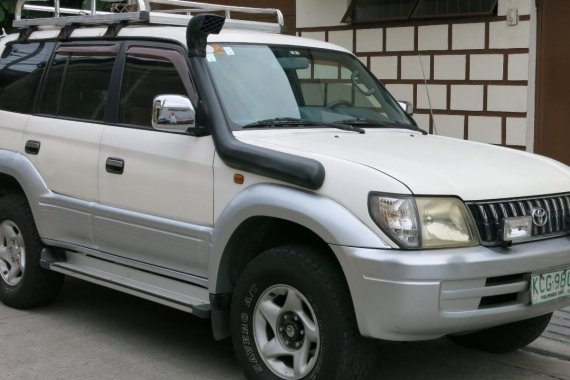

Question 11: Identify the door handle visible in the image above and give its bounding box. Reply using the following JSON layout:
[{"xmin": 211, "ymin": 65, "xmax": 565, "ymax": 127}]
[
  {"xmin": 25, "ymin": 140, "xmax": 41, "ymax": 155},
  {"xmin": 106, "ymin": 157, "xmax": 125, "ymax": 174}
]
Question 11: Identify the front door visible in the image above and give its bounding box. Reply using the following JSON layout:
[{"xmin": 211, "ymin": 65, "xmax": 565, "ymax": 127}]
[
  {"xmin": 535, "ymin": 0, "xmax": 570, "ymax": 165},
  {"xmin": 95, "ymin": 44, "xmax": 214, "ymax": 279}
]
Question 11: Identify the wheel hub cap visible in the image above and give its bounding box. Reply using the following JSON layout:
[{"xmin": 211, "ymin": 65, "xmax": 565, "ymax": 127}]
[
  {"xmin": 0, "ymin": 220, "xmax": 25, "ymax": 287},
  {"xmin": 253, "ymin": 284, "xmax": 320, "ymax": 380},
  {"xmin": 278, "ymin": 312, "xmax": 305, "ymax": 349}
]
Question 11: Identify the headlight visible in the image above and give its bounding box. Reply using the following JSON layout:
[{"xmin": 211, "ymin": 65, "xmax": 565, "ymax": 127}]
[{"xmin": 369, "ymin": 194, "xmax": 479, "ymax": 249}]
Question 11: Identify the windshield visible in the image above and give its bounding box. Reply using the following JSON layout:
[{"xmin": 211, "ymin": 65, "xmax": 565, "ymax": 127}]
[{"xmin": 205, "ymin": 44, "xmax": 415, "ymax": 129}]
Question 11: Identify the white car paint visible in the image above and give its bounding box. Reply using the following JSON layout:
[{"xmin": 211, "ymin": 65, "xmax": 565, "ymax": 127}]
[
  {"xmin": 24, "ymin": 116, "xmax": 104, "ymax": 201},
  {"xmin": 235, "ymin": 129, "xmax": 570, "ymax": 201},
  {"xmin": 99, "ymin": 127, "xmax": 215, "ymax": 226}
]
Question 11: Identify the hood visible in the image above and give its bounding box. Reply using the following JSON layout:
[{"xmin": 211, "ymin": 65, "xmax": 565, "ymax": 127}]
[{"xmin": 235, "ymin": 129, "xmax": 570, "ymax": 201}]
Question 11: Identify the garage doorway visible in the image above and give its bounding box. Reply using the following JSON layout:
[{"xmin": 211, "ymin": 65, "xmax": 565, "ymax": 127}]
[{"xmin": 535, "ymin": 0, "xmax": 570, "ymax": 165}]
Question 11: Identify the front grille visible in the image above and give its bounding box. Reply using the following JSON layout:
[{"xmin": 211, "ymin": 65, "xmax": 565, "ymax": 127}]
[{"xmin": 467, "ymin": 193, "xmax": 570, "ymax": 245}]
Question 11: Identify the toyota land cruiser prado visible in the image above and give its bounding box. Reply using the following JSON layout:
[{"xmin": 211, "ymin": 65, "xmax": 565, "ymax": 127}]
[{"xmin": 0, "ymin": 1, "xmax": 569, "ymax": 379}]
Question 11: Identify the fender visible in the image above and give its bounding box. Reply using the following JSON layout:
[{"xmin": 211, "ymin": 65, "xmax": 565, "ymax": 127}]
[
  {"xmin": 0, "ymin": 149, "xmax": 53, "ymax": 235},
  {"xmin": 210, "ymin": 183, "xmax": 390, "ymax": 293},
  {"xmin": 0, "ymin": 149, "xmax": 96, "ymax": 250}
]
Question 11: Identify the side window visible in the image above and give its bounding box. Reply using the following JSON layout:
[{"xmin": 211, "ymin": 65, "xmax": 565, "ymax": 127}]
[
  {"xmin": 118, "ymin": 47, "xmax": 189, "ymax": 128},
  {"xmin": 39, "ymin": 54, "xmax": 66, "ymax": 115},
  {"xmin": 0, "ymin": 42, "xmax": 55, "ymax": 113},
  {"xmin": 39, "ymin": 45, "xmax": 117, "ymax": 122}
]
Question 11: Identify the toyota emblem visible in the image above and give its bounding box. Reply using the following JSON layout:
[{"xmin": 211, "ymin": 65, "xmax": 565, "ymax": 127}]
[{"xmin": 531, "ymin": 208, "xmax": 548, "ymax": 227}]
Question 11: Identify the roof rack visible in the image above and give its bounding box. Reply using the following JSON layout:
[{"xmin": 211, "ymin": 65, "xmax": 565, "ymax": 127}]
[{"xmin": 13, "ymin": 0, "xmax": 285, "ymax": 34}]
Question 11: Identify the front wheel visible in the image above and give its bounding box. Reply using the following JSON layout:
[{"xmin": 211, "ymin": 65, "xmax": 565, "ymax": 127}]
[
  {"xmin": 448, "ymin": 313, "xmax": 552, "ymax": 353},
  {"xmin": 231, "ymin": 245, "xmax": 372, "ymax": 380}
]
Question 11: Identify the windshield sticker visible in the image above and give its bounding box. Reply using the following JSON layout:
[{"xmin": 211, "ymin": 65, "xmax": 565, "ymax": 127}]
[
  {"xmin": 212, "ymin": 44, "xmax": 226, "ymax": 55},
  {"xmin": 290, "ymin": 50, "xmax": 301, "ymax": 56},
  {"xmin": 206, "ymin": 53, "xmax": 217, "ymax": 62},
  {"xmin": 223, "ymin": 47, "xmax": 235, "ymax": 56}
]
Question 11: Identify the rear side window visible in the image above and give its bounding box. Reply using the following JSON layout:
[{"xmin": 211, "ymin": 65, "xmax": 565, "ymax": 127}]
[
  {"xmin": 38, "ymin": 44, "xmax": 117, "ymax": 122},
  {"xmin": 0, "ymin": 42, "xmax": 55, "ymax": 114}
]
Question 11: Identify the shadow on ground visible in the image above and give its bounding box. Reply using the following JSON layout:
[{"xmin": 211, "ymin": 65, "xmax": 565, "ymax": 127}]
[{"xmin": 2, "ymin": 277, "xmax": 567, "ymax": 380}]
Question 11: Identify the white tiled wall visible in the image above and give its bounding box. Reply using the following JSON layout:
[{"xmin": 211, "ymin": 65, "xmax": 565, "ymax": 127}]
[
  {"xmin": 385, "ymin": 84, "xmax": 414, "ymax": 103},
  {"xmin": 434, "ymin": 55, "xmax": 466, "ymax": 80},
  {"xmin": 452, "ymin": 23, "xmax": 486, "ymax": 50},
  {"xmin": 417, "ymin": 85, "xmax": 447, "ymax": 110},
  {"xmin": 489, "ymin": 20, "xmax": 530, "ymax": 49},
  {"xmin": 328, "ymin": 30, "xmax": 353, "ymax": 51},
  {"xmin": 418, "ymin": 25, "xmax": 448, "ymax": 51},
  {"xmin": 470, "ymin": 54, "xmax": 504, "ymax": 80},
  {"xmin": 370, "ymin": 56, "xmax": 398, "ymax": 80},
  {"xmin": 451, "ymin": 85, "xmax": 484, "ymax": 111},
  {"xmin": 508, "ymin": 53, "xmax": 529, "ymax": 81},
  {"xmin": 433, "ymin": 114, "xmax": 465, "ymax": 139},
  {"xmin": 297, "ymin": 0, "xmax": 533, "ymax": 148},
  {"xmin": 356, "ymin": 28, "xmax": 383, "ymax": 53},
  {"xmin": 506, "ymin": 117, "xmax": 527, "ymax": 146},
  {"xmin": 468, "ymin": 116, "xmax": 502, "ymax": 144},
  {"xmin": 401, "ymin": 55, "xmax": 430, "ymax": 80},
  {"xmin": 487, "ymin": 86, "xmax": 528, "ymax": 112},
  {"xmin": 385, "ymin": 27, "xmax": 414, "ymax": 52}
]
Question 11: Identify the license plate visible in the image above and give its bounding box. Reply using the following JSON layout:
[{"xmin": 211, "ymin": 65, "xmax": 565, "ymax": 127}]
[{"xmin": 531, "ymin": 267, "xmax": 570, "ymax": 305}]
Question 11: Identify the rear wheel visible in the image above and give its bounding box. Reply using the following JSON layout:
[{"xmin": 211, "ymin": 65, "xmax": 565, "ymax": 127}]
[
  {"xmin": 0, "ymin": 194, "xmax": 63, "ymax": 309},
  {"xmin": 448, "ymin": 313, "xmax": 552, "ymax": 353},
  {"xmin": 231, "ymin": 245, "xmax": 372, "ymax": 380}
]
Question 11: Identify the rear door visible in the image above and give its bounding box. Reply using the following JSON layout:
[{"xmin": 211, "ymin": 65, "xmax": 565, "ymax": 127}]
[
  {"xmin": 0, "ymin": 41, "xmax": 55, "ymax": 153},
  {"xmin": 23, "ymin": 43, "xmax": 118, "ymax": 247},
  {"xmin": 95, "ymin": 43, "xmax": 214, "ymax": 279}
]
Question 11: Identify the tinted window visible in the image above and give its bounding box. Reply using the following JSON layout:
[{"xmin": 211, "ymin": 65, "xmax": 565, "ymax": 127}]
[
  {"xmin": 39, "ymin": 51, "xmax": 115, "ymax": 122},
  {"xmin": 119, "ymin": 54, "xmax": 187, "ymax": 127},
  {"xmin": 38, "ymin": 54, "xmax": 66, "ymax": 115},
  {"xmin": 0, "ymin": 42, "xmax": 55, "ymax": 113}
]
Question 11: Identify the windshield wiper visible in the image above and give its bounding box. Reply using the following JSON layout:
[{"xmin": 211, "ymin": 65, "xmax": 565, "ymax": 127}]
[
  {"xmin": 338, "ymin": 118, "xmax": 428, "ymax": 135},
  {"xmin": 242, "ymin": 117, "xmax": 365, "ymax": 134}
]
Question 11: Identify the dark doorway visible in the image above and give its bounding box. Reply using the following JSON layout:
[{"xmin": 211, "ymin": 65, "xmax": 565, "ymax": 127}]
[{"xmin": 535, "ymin": 0, "xmax": 570, "ymax": 165}]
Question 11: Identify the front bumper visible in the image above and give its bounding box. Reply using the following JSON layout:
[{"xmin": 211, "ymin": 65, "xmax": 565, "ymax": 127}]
[{"xmin": 331, "ymin": 236, "xmax": 570, "ymax": 341}]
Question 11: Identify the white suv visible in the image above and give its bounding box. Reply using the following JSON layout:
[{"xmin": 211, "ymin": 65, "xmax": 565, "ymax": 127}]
[{"xmin": 0, "ymin": 1, "xmax": 569, "ymax": 379}]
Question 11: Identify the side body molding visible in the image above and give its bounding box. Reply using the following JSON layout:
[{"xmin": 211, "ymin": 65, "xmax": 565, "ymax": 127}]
[{"xmin": 210, "ymin": 184, "xmax": 390, "ymax": 293}]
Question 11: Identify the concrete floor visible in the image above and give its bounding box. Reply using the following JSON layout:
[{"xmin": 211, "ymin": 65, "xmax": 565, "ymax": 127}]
[{"xmin": 0, "ymin": 277, "xmax": 569, "ymax": 380}]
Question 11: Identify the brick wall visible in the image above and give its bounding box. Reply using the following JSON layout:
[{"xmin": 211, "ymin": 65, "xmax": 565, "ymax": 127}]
[{"xmin": 297, "ymin": 0, "xmax": 533, "ymax": 149}]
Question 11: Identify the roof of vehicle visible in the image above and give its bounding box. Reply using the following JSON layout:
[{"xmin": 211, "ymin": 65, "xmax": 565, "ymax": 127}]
[
  {"xmin": 9, "ymin": 1, "xmax": 351, "ymax": 54},
  {"xmin": 3, "ymin": 25, "xmax": 350, "ymax": 55}
]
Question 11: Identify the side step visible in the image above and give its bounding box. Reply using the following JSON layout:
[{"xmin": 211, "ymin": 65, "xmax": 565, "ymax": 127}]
[{"xmin": 41, "ymin": 249, "xmax": 211, "ymax": 318}]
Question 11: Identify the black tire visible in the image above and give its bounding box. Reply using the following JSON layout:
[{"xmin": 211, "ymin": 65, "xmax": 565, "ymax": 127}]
[
  {"xmin": 448, "ymin": 313, "xmax": 552, "ymax": 353},
  {"xmin": 0, "ymin": 194, "xmax": 64, "ymax": 309},
  {"xmin": 231, "ymin": 245, "xmax": 372, "ymax": 380}
]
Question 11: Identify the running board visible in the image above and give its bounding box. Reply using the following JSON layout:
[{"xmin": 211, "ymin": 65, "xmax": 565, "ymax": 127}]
[{"xmin": 41, "ymin": 249, "xmax": 211, "ymax": 318}]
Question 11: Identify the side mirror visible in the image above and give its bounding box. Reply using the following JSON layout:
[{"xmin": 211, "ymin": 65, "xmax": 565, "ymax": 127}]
[
  {"xmin": 152, "ymin": 95, "xmax": 196, "ymax": 133},
  {"xmin": 398, "ymin": 100, "xmax": 413, "ymax": 116}
]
